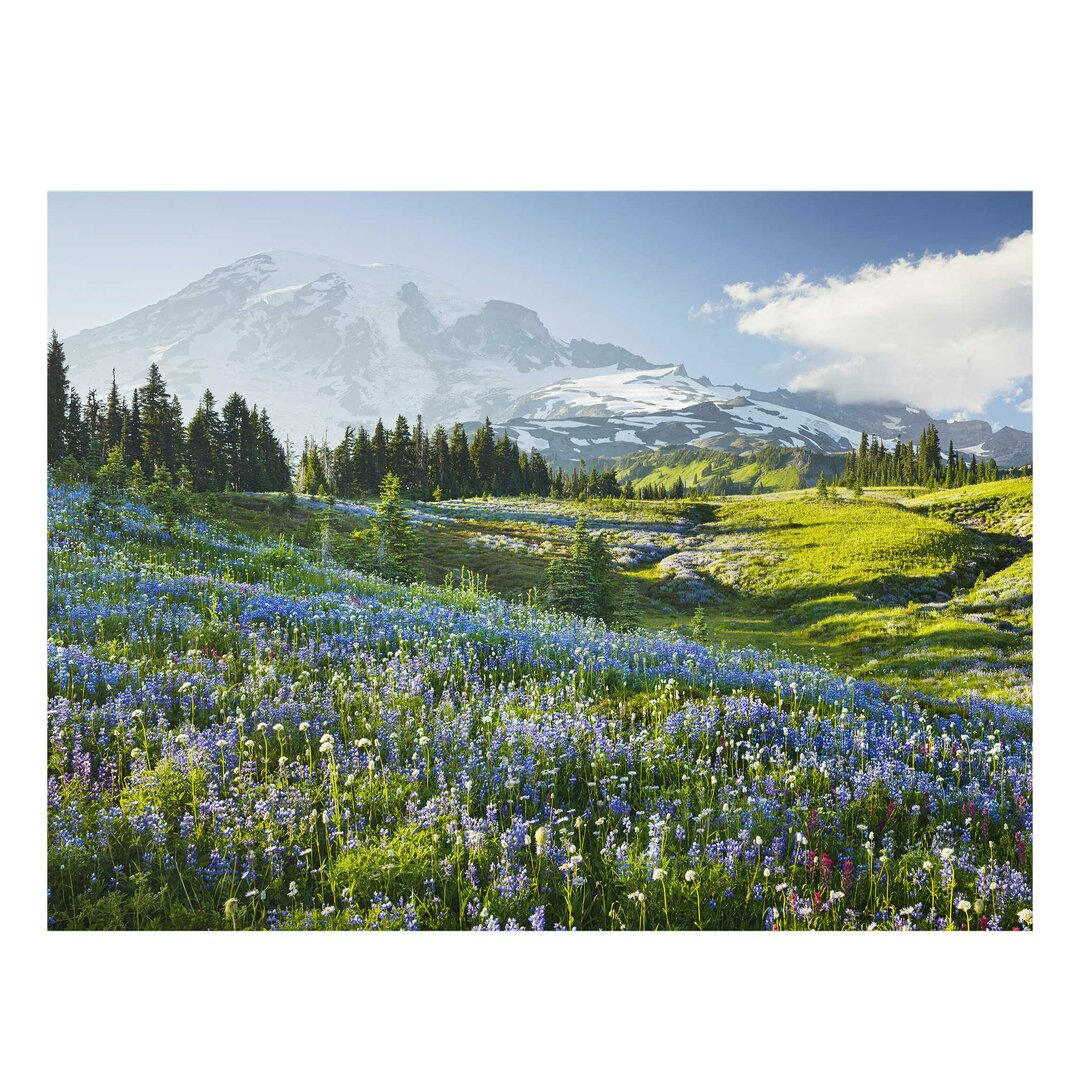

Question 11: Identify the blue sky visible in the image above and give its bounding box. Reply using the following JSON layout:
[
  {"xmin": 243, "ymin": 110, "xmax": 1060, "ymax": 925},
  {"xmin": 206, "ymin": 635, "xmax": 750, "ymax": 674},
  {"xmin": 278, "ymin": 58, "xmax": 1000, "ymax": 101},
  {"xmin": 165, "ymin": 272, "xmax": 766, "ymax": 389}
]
[{"xmin": 48, "ymin": 191, "xmax": 1033, "ymax": 429}]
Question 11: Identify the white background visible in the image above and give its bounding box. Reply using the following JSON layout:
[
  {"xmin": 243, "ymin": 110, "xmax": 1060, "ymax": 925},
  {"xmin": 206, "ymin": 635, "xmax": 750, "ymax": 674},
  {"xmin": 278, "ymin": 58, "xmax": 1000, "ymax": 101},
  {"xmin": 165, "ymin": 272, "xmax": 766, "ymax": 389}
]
[{"xmin": 2, "ymin": 1, "xmax": 1073, "ymax": 1075}]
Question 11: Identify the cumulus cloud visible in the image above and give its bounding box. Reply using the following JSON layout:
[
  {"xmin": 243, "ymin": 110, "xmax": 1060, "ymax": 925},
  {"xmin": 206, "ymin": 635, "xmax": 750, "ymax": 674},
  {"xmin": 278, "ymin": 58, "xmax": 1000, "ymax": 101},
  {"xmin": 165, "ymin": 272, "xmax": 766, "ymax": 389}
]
[{"xmin": 709, "ymin": 232, "xmax": 1032, "ymax": 414}]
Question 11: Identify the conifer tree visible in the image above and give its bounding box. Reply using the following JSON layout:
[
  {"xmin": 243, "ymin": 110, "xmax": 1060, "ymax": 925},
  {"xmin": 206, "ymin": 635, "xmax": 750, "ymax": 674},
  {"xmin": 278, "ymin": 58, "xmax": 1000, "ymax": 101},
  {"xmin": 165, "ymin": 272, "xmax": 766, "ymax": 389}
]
[
  {"xmin": 47, "ymin": 331, "xmax": 70, "ymax": 464},
  {"xmin": 104, "ymin": 371, "xmax": 125, "ymax": 458},
  {"xmin": 372, "ymin": 419, "xmax": 389, "ymax": 481},
  {"xmin": 369, "ymin": 473, "xmax": 421, "ymax": 582},
  {"xmin": 83, "ymin": 390, "xmax": 105, "ymax": 471},
  {"xmin": 387, "ymin": 414, "xmax": 413, "ymax": 480},
  {"xmin": 428, "ymin": 424, "xmax": 451, "ymax": 496},
  {"xmin": 65, "ymin": 388, "xmax": 88, "ymax": 461},
  {"xmin": 448, "ymin": 423, "xmax": 473, "ymax": 495},
  {"xmin": 353, "ymin": 426, "xmax": 376, "ymax": 495},
  {"xmin": 186, "ymin": 390, "xmax": 224, "ymax": 492},
  {"xmin": 547, "ymin": 516, "xmax": 599, "ymax": 618},
  {"xmin": 470, "ymin": 418, "xmax": 497, "ymax": 492},
  {"xmin": 138, "ymin": 363, "xmax": 171, "ymax": 476},
  {"xmin": 123, "ymin": 389, "xmax": 143, "ymax": 467}
]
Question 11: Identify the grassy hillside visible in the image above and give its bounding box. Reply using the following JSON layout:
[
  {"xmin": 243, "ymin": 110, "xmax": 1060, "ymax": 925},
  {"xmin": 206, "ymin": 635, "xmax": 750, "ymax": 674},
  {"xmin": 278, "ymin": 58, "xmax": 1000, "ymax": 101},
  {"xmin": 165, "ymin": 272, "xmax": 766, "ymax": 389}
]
[
  {"xmin": 629, "ymin": 491, "xmax": 1030, "ymax": 705},
  {"xmin": 47, "ymin": 482, "xmax": 1033, "ymax": 931},
  {"xmin": 613, "ymin": 445, "xmax": 832, "ymax": 494},
  {"xmin": 907, "ymin": 477, "xmax": 1033, "ymax": 539}
]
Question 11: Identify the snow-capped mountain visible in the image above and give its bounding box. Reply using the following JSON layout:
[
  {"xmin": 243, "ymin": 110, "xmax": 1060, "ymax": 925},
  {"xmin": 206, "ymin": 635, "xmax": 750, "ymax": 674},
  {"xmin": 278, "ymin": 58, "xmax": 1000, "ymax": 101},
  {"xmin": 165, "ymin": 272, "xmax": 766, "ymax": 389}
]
[
  {"xmin": 61, "ymin": 250, "xmax": 652, "ymax": 440},
  {"xmin": 61, "ymin": 250, "xmax": 1033, "ymax": 467},
  {"xmin": 499, "ymin": 373, "xmax": 1031, "ymax": 468}
]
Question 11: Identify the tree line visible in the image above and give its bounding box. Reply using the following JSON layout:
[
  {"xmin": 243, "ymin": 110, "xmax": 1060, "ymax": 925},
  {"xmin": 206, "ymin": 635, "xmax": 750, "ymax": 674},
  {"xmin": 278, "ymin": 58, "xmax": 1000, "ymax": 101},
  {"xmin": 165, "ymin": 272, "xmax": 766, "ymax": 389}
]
[
  {"xmin": 838, "ymin": 424, "xmax": 1028, "ymax": 492},
  {"xmin": 296, "ymin": 416, "xmax": 555, "ymax": 500},
  {"xmin": 46, "ymin": 331, "xmax": 291, "ymax": 491}
]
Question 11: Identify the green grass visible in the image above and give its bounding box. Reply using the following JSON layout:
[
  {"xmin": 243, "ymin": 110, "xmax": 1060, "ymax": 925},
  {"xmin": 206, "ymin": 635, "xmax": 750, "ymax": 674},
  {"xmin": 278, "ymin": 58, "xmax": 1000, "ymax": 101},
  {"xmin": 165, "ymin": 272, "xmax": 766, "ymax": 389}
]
[
  {"xmin": 630, "ymin": 491, "xmax": 1030, "ymax": 704},
  {"xmin": 614, "ymin": 445, "xmax": 818, "ymax": 494},
  {"xmin": 209, "ymin": 486, "xmax": 1032, "ymax": 707},
  {"xmin": 906, "ymin": 477, "xmax": 1033, "ymax": 539}
]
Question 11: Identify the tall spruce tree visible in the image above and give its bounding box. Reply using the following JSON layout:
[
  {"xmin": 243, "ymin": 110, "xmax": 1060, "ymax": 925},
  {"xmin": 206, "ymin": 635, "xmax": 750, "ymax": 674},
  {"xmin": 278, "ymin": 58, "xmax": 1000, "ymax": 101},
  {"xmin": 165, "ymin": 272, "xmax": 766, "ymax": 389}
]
[
  {"xmin": 47, "ymin": 331, "xmax": 70, "ymax": 464},
  {"xmin": 104, "ymin": 371, "xmax": 125, "ymax": 458},
  {"xmin": 470, "ymin": 418, "xmax": 497, "ymax": 492},
  {"xmin": 138, "ymin": 363, "xmax": 171, "ymax": 476}
]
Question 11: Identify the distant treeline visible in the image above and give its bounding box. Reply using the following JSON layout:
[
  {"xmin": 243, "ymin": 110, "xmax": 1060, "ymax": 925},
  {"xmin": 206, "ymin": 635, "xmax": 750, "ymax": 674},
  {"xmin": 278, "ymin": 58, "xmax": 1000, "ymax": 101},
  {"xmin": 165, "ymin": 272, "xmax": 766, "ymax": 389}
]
[
  {"xmin": 298, "ymin": 423, "xmax": 671, "ymax": 502},
  {"xmin": 296, "ymin": 417, "xmax": 555, "ymax": 499},
  {"xmin": 839, "ymin": 425, "xmax": 1029, "ymax": 491},
  {"xmin": 46, "ymin": 331, "xmax": 291, "ymax": 491}
]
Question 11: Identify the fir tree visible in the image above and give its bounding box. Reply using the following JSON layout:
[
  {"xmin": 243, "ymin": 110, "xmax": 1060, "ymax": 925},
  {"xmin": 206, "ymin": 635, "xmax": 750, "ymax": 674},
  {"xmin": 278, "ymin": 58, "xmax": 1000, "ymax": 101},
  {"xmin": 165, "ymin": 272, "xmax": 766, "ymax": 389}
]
[
  {"xmin": 546, "ymin": 516, "xmax": 599, "ymax": 618},
  {"xmin": 104, "ymin": 371, "xmax": 125, "ymax": 458},
  {"xmin": 387, "ymin": 414, "xmax": 413, "ymax": 481},
  {"xmin": 65, "ymin": 388, "xmax": 88, "ymax": 461},
  {"xmin": 47, "ymin": 331, "xmax": 70, "ymax": 464},
  {"xmin": 470, "ymin": 418, "xmax": 497, "ymax": 492},
  {"xmin": 368, "ymin": 473, "xmax": 421, "ymax": 582},
  {"xmin": 139, "ymin": 363, "xmax": 171, "ymax": 476},
  {"xmin": 186, "ymin": 390, "xmax": 224, "ymax": 492}
]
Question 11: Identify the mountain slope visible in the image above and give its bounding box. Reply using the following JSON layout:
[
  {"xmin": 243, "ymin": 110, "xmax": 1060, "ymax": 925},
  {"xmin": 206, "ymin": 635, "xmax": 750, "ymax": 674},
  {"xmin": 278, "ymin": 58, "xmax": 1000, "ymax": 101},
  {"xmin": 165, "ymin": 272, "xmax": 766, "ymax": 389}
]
[{"xmin": 61, "ymin": 249, "xmax": 1033, "ymax": 466}]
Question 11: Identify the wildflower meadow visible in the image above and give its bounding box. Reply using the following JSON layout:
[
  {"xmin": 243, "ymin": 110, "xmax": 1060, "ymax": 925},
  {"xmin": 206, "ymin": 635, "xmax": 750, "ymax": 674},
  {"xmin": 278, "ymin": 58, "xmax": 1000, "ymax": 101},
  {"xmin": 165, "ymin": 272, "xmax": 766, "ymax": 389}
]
[{"xmin": 47, "ymin": 482, "xmax": 1032, "ymax": 930}]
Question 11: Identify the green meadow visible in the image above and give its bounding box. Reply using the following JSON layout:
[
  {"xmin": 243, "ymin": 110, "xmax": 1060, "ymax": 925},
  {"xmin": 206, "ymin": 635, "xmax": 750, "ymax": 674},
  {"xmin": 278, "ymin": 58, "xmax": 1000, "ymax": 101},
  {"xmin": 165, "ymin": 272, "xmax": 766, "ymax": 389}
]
[{"xmin": 208, "ymin": 477, "xmax": 1032, "ymax": 708}]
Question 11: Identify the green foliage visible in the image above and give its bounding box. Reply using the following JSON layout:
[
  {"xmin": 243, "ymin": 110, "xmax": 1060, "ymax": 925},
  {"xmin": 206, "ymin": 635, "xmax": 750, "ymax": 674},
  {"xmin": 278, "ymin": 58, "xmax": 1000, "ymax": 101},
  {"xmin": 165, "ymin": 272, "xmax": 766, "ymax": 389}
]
[
  {"xmin": 546, "ymin": 515, "xmax": 636, "ymax": 625},
  {"xmin": 614, "ymin": 444, "xmax": 831, "ymax": 498},
  {"xmin": 909, "ymin": 478, "xmax": 1033, "ymax": 540},
  {"xmin": 367, "ymin": 474, "xmax": 422, "ymax": 582},
  {"xmin": 47, "ymin": 351, "xmax": 290, "ymax": 494}
]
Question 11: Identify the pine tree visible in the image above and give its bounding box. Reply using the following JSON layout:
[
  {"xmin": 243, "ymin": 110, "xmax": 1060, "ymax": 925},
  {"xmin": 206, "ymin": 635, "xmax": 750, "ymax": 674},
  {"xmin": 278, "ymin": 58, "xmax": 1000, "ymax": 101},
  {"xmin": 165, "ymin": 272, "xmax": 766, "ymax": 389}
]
[
  {"xmin": 470, "ymin": 418, "xmax": 497, "ymax": 492},
  {"xmin": 546, "ymin": 515, "xmax": 633, "ymax": 624},
  {"xmin": 411, "ymin": 414, "xmax": 429, "ymax": 494},
  {"xmin": 65, "ymin": 388, "xmax": 88, "ymax": 461},
  {"xmin": 83, "ymin": 389, "xmax": 103, "ymax": 471},
  {"xmin": 816, "ymin": 471, "xmax": 828, "ymax": 498},
  {"xmin": 353, "ymin": 426, "xmax": 376, "ymax": 494},
  {"xmin": 428, "ymin": 425, "xmax": 451, "ymax": 496},
  {"xmin": 186, "ymin": 390, "xmax": 224, "ymax": 492},
  {"xmin": 104, "ymin": 371, "xmax": 125, "ymax": 458},
  {"xmin": 165, "ymin": 394, "xmax": 186, "ymax": 475},
  {"xmin": 138, "ymin": 363, "xmax": 171, "ymax": 476},
  {"xmin": 331, "ymin": 425, "xmax": 355, "ymax": 497},
  {"xmin": 547, "ymin": 516, "xmax": 599, "ymax": 618},
  {"xmin": 610, "ymin": 577, "xmax": 643, "ymax": 631},
  {"xmin": 221, "ymin": 392, "xmax": 250, "ymax": 490},
  {"xmin": 368, "ymin": 474, "xmax": 421, "ymax": 582},
  {"xmin": 387, "ymin": 414, "xmax": 413, "ymax": 482},
  {"xmin": 448, "ymin": 423, "xmax": 473, "ymax": 496},
  {"xmin": 123, "ymin": 388, "xmax": 143, "ymax": 467},
  {"xmin": 372, "ymin": 419, "xmax": 389, "ymax": 483},
  {"xmin": 47, "ymin": 331, "xmax": 70, "ymax": 464}
]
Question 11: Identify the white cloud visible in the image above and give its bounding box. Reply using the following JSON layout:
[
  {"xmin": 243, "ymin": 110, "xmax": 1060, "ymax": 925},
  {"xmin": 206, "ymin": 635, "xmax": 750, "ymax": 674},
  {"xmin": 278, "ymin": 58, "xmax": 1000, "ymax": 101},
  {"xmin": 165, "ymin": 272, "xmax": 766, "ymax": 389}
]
[
  {"xmin": 723, "ymin": 273, "xmax": 809, "ymax": 308},
  {"xmin": 1017, "ymin": 396, "xmax": 1033, "ymax": 413},
  {"xmin": 709, "ymin": 232, "xmax": 1032, "ymax": 414},
  {"xmin": 688, "ymin": 299, "xmax": 725, "ymax": 320}
]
